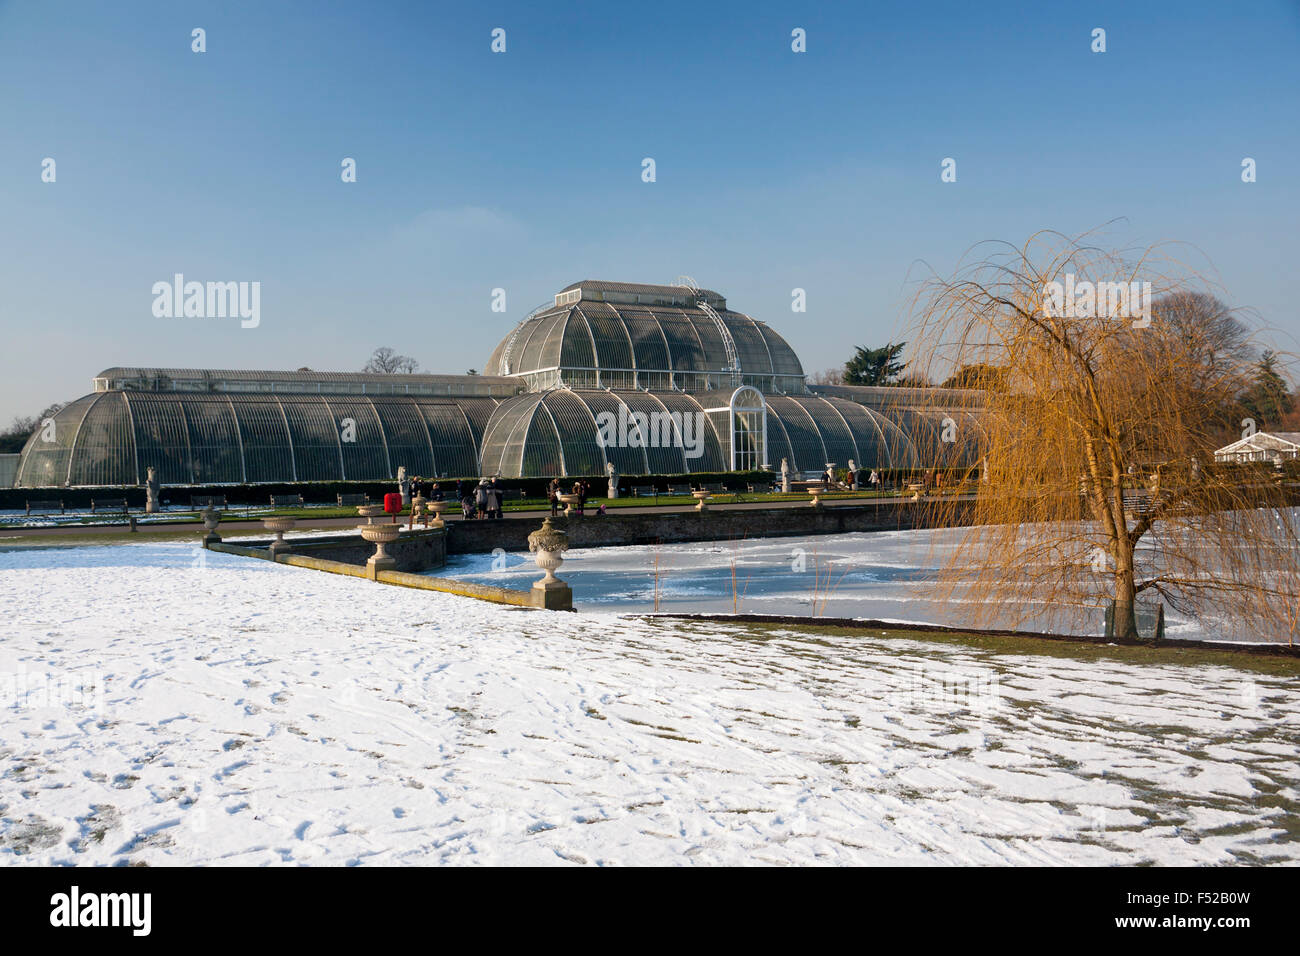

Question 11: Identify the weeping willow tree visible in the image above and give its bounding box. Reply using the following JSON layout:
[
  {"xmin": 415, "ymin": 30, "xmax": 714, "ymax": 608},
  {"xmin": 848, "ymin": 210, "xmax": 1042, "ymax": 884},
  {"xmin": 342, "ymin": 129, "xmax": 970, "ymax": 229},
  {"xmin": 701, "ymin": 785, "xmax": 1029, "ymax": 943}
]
[{"xmin": 900, "ymin": 231, "xmax": 1300, "ymax": 642}]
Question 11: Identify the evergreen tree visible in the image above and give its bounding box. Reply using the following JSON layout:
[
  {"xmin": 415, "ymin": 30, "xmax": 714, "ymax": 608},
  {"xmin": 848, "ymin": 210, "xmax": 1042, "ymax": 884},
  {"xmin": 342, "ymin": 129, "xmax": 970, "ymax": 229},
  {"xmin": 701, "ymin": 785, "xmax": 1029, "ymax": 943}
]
[{"xmin": 843, "ymin": 343, "xmax": 907, "ymax": 386}]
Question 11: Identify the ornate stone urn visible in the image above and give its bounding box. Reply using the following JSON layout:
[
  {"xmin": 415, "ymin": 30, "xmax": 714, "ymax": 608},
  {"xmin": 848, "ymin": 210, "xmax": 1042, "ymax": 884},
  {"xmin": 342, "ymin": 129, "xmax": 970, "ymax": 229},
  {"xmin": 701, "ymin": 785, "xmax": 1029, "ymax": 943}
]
[
  {"xmin": 200, "ymin": 506, "xmax": 221, "ymax": 548},
  {"xmin": 359, "ymin": 521, "xmax": 401, "ymax": 578},
  {"xmin": 808, "ymin": 487, "xmax": 825, "ymax": 510},
  {"xmin": 426, "ymin": 500, "xmax": 448, "ymax": 528},
  {"xmin": 262, "ymin": 516, "xmax": 297, "ymax": 557},
  {"xmin": 557, "ymin": 492, "xmax": 582, "ymax": 517},
  {"xmin": 527, "ymin": 516, "xmax": 570, "ymax": 590},
  {"xmin": 692, "ymin": 490, "xmax": 712, "ymax": 512},
  {"xmin": 357, "ymin": 504, "xmax": 385, "ymax": 525}
]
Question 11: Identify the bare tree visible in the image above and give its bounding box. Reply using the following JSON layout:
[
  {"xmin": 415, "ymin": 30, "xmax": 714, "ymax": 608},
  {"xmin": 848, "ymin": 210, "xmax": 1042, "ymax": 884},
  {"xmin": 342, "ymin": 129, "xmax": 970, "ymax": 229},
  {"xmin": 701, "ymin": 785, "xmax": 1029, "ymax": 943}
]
[
  {"xmin": 903, "ymin": 230, "xmax": 1300, "ymax": 642},
  {"xmin": 362, "ymin": 347, "xmax": 420, "ymax": 375},
  {"xmin": 807, "ymin": 367, "xmax": 844, "ymax": 385},
  {"xmin": 0, "ymin": 402, "xmax": 65, "ymax": 453}
]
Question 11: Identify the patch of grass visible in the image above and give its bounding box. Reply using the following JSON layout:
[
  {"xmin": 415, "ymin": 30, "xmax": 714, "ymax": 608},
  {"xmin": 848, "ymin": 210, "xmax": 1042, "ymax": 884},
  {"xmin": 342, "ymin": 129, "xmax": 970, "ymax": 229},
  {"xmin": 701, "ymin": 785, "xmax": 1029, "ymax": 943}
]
[{"xmin": 691, "ymin": 619, "xmax": 1300, "ymax": 677}]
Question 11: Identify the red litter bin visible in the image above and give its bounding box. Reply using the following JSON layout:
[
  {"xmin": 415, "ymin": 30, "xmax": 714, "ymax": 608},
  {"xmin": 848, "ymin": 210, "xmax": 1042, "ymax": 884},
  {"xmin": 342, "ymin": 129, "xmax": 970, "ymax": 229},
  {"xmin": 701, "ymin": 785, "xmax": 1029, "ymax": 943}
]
[{"xmin": 384, "ymin": 492, "xmax": 403, "ymax": 523}]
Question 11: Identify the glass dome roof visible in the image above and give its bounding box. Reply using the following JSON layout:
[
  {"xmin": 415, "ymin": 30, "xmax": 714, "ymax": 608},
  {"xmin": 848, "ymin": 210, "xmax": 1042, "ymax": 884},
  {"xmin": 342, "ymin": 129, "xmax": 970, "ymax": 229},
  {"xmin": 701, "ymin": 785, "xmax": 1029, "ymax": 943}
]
[{"xmin": 486, "ymin": 281, "xmax": 806, "ymax": 394}]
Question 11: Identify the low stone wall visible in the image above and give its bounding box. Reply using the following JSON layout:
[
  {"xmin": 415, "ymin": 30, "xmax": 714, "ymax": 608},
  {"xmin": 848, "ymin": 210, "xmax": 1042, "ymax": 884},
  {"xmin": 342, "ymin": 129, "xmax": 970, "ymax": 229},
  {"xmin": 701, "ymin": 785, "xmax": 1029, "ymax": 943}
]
[
  {"xmin": 227, "ymin": 527, "xmax": 447, "ymax": 572},
  {"xmin": 446, "ymin": 500, "xmax": 975, "ymax": 554},
  {"xmin": 208, "ymin": 534, "xmax": 569, "ymax": 610},
  {"xmin": 374, "ymin": 569, "xmax": 548, "ymax": 608}
]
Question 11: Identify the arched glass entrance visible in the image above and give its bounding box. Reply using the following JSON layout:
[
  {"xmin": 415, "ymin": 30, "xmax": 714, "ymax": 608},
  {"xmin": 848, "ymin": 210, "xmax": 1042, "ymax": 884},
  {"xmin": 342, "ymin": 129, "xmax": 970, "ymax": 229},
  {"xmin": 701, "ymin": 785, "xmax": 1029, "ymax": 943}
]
[{"xmin": 730, "ymin": 386, "xmax": 767, "ymax": 471}]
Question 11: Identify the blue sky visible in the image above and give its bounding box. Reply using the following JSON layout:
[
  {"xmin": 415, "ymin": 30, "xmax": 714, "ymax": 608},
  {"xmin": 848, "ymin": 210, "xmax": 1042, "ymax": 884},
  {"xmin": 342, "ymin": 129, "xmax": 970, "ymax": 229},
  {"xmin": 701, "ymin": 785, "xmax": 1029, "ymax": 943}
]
[{"xmin": 1, "ymin": 0, "xmax": 1297, "ymax": 422}]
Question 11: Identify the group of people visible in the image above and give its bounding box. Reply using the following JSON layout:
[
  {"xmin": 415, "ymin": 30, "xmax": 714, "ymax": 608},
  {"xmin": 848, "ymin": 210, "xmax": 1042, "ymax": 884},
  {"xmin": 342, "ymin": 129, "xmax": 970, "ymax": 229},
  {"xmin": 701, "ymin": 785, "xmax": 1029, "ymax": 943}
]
[
  {"xmin": 546, "ymin": 477, "xmax": 603, "ymax": 516},
  {"xmin": 815, "ymin": 467, "xmax": 884, "ymax": 491},
  {"xmin": 404, "ymin": 476, "xmax": 445, "ymax": 502},
  {"xmin": 456, "ymin": 477, "xmax": 505, "ymax": 520},
  {"xmin": 402, "ymin": 474, "xmax": 617, "ymax": 522}
]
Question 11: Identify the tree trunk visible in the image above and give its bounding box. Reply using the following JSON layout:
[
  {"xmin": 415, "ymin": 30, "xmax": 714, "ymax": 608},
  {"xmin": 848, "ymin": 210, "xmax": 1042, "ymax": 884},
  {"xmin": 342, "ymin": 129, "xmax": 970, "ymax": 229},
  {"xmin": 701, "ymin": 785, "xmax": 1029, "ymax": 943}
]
[{"xmin": 1112, "ymin": 548, "xmax": 1139, "ymax": 641}]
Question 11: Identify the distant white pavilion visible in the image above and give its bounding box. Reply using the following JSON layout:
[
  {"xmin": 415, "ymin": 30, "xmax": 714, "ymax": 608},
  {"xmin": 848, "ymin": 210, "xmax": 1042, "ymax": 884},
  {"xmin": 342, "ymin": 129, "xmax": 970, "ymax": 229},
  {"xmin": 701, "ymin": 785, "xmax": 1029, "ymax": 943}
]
[{"xmin": 1213, "ymin": 431, "xmax": 1300, "ymax": 466}]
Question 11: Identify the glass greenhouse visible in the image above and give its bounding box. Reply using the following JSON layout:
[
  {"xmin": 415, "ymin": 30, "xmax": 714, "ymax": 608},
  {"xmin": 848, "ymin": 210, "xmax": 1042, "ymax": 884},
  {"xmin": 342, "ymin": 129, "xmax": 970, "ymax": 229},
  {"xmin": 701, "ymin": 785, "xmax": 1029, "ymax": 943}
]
[{"xmin": 14, "ymin": 280, "xmax": 983, "ymax": 486}]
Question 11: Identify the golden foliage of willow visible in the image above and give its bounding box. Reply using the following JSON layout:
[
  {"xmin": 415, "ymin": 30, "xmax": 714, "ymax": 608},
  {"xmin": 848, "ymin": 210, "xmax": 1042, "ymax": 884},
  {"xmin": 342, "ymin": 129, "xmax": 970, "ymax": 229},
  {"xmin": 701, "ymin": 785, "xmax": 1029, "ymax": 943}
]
[{"xmin": 894, "ymin": 231, "xmax": 1299, "ymax": 642}]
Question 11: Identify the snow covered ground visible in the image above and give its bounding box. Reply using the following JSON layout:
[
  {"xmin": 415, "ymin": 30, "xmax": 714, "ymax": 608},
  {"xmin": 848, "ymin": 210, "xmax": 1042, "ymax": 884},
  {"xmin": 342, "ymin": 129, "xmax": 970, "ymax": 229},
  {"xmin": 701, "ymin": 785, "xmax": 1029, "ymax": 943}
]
[{"xmin": 1, "ymin": 537, "xmax": 1297, "ymax": 865}]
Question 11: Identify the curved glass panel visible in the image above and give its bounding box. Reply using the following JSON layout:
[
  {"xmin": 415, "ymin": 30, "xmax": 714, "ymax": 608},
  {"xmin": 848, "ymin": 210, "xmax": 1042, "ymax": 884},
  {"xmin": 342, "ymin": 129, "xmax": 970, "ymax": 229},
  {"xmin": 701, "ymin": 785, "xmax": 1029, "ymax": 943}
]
[
  {"xmin": 231, "ymin": 397, "xmax": 295, "ymax": 482},
  {"xmin": 765, "ymin": 397, "xmax": 826, "ymax": 473},
  {"xmin": 616, "ymin": 307, "xmax": 672, "ymax": 372},
  {"xmin": 652, "ymin": 309, "xmax": 706, "ymax": 372},
  {"xmin": 578, "ymin": 303, "xmax": 634, "ymax": 371},
  {"xmin": 320, "ymin": 399, "xmax": 389, "ymax": 480},
  {"xmin": 558, "ymin": 311, "xmax": 596, "ymax": 370},
  {"xmin": 650, "ymin": 392, "xmax": 724, "ymax": 472},
  {"xmin": 453, "ymin": 397, "xmax": 500, "ymax": 451},
  {"xmin": 764, "ymin": 410, "xmax": 796, "ymax": 475},
  {"xmin": 419, "ymin": 402, "xmax": 481, "ymax": 478},
  {"xmin": 180, "ymin": 397, "xmax": 243, "ymax": 484},
  {"xmin": 754, "ymin": 322, "xmax": 804, "ymax": 376},
  {"xmin": 68, "ymin": 392, "xmax": 137, "ymax": 486},
  {"xmin": 542, "ymin": 391, "xmax": 605, "ymax": 476},
  {"xmin": 888, "ymin": 408, "xmax": 946, "ymax": 467},
  {"xmin": 829, "ymin": 398, "xmax": 893, "ymax": 469},
  {"xmin": 793, "ymin": 397, "xmax": 858, "ymax": 469},
  {"xmin": 516, "ymin": 309, "xmax": 566, "ymax": 374},
  {"xmin": 683, "ymin": 312, "xmax": 727, "ymax": 370},
  {"xmin": 16, "ymin": 395, "xmax": 95, "ymax": 487},
  {"xmin": 537, "ymin": 311, "xmax": 571, "ymax": 371},
  {"xmin": 129, "ymin": 393, "xmax": 195, "ymax": 485},
  {"xmin": 727, "ymin": 317, "xmax": 776, "ymax": 375},
  {"xmin": 280, "ymin": 398, "xmax": 343, "ymax": 481},
  {"xmin": 576, "ymin": 391, "xmax": 647, "ymax": 475},
  {"xmin": 479, "ymin": 394, "xmax": 536, "ymax": 477},
  {"xmin": 521, "ymin": 403, "xmax": 563, "ymax": 477},
  {"xmin": 619, "ymin": 391, "xmax": 687, "ymax": 475},
  {"xmin": 370, "ymin": 398, "xmax": 434, "ymax": 477}
]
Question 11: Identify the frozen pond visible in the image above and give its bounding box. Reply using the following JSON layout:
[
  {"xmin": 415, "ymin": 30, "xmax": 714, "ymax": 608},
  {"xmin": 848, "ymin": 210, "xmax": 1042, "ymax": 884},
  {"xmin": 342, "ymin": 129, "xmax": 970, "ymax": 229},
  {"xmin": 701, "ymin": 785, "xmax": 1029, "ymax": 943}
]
[{"xmin": 442, "ymin": 529, "xmax": 1240, "ymax": 642}]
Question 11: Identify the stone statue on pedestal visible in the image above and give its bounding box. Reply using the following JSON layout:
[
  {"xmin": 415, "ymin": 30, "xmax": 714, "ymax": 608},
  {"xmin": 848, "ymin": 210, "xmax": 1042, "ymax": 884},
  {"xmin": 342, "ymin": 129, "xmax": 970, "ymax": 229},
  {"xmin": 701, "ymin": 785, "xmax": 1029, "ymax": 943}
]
[
  {"xmin": 780, "ymin": 457, "xmax": 791, "ymax": 493},
  {"xmin": 145, "ymin": 466, "xmax": 161, "ymax": 513},
  {"xmin": 397, "ymin": 466, "xmax": 411, "ymax": 507},
  {"xmin": 848, "ymin": 458, "xmax": 858, "ymax": 490},
  {"xmin": 606, "ymin": 461, "xmax": 618, "ymax": 499}
]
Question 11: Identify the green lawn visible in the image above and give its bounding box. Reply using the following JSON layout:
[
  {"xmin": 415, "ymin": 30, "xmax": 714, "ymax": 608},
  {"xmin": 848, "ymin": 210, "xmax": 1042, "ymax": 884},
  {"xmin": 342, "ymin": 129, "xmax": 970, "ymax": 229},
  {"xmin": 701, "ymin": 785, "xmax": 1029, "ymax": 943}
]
[{"xmin": 680, "ymin": 619, "xmax": 1300, "ymax": 676}]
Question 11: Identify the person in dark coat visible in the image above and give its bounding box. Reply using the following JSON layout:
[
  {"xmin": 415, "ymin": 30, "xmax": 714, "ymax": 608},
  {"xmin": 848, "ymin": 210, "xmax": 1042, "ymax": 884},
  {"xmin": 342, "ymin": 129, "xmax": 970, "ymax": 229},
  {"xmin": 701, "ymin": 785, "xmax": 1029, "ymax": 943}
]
[{"xmin": 489, "ymin": 477, "xmax": 504, "ymax": 519}]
